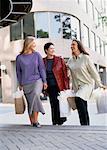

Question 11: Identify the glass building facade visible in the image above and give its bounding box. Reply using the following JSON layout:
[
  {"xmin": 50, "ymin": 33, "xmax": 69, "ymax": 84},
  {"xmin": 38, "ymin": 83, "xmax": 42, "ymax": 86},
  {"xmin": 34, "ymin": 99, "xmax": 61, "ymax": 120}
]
[{"xmin": 10, "ymin": 10, "xmax": 106, "ymax": 57}]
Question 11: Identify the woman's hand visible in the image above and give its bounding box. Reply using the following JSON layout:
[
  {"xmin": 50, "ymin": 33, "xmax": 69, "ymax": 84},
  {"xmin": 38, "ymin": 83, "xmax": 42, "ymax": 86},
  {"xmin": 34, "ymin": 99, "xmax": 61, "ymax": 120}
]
[
  {"xmin": 101, "ymin": 85, "xmax": 107, "ymax": 90},
  {"xmin": 43, "ymin": 83, "xmax": 48, "ymax": 90},
  {"xmin": 19, "ymin": 85, "xmax": 23, "ymax": 91}
]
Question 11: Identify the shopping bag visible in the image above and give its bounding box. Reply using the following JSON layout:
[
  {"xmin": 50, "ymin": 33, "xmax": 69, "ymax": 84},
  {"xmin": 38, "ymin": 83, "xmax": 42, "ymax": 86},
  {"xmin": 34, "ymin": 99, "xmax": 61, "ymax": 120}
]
[
  {"xmin": 96, "ymin": 89, "xmax": 107, "ymax": 114},
  {"xmin": 57, "ymin": 89, "xmax": 75, "ymax": 117},
  {"xmin": 40, "ymin": 90, "xmax": 48, "ymax": 101},
  {"xmin": 67, "ymin": 97, "xmax": 76, "ymax": 110},
  {"xmin": 90, "ymin": 88, "xmax": 103, "ymax": 101},
  {"xmin": 13, "ymin": 90, "xmax": 26, "ymax": 114}
]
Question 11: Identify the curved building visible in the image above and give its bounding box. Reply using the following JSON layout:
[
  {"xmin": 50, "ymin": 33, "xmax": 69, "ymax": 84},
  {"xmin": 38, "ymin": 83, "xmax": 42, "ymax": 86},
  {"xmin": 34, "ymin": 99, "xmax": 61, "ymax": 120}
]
[{"xmin": 0, "ymin": 0, "xmax": 107, "ymax": 102}]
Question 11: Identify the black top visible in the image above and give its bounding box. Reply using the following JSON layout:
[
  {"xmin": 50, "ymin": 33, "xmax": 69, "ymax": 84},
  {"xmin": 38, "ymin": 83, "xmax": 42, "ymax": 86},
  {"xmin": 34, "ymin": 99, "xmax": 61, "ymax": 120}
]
[{"xmin": 46, "ymin": 59, "xmax": 57, "ymax": 86}]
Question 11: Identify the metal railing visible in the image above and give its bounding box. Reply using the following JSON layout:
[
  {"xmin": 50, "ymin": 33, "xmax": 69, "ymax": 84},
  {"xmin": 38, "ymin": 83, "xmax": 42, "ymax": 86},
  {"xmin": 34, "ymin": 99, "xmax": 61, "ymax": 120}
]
[{"xmin": 0, "ymin": 0, "xmax": 32, "ymax": 27}]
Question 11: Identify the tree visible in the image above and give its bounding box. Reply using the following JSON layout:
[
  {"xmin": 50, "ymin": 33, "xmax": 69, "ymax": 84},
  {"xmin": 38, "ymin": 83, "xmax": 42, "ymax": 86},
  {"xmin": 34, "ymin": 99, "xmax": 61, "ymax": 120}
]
[
  {"xmin": 101, "ymin": 16, "xmax": 107, "ymax": 26},
  {"xmin": 37, "ymin": 29, "xmax": 49, "ymax": 38}
]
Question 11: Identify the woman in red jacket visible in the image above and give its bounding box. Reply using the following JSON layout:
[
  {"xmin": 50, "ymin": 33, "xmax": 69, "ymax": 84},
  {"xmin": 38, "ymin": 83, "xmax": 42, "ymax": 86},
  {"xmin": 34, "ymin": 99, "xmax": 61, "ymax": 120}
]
[{"xmin": 43, "ymin": 42, "xmax": 69, "ymax": 125}]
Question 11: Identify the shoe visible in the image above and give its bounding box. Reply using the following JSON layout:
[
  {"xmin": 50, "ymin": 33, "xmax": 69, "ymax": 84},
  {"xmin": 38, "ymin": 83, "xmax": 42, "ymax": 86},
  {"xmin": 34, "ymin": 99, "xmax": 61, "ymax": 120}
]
[
  {"xmin": 58, "ymin": 117, "xmax": 67, "ymax": 125},
  {"xmin": 33, "ymin": 122, "xmax": 41, "ymax": 128},
  {"xmin": 53, "ymin": 123, "xmax": 58, "ymax": 126}
]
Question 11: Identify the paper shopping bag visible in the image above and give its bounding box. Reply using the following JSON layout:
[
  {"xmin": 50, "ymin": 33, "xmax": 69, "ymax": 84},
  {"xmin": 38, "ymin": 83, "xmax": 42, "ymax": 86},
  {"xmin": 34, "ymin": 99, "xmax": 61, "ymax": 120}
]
[
  {"xmin": 14, "ymin": 90, "xmax": 26, "ymax": 114},
  {"xmin": 15, "ymin": 96, "xmax": 26, "ymax": 114},
  {"xmin": 67, "ymin": 97, "xmax": 77, "ymax": 110}
]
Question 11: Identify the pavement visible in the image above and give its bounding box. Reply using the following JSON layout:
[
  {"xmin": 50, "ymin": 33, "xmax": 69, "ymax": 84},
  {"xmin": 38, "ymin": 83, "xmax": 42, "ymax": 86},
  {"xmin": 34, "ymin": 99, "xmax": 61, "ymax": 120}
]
[
  {"xmin": 0, "ymin": 101, "xmax": 107, "ymax": 150},
  {"xmin": 0, "ymin": 100, "xmax": 107, "ymax": 126},
  {"xmin": 0, "ymin": 125, "xmax": 107, "ymax": 150}
]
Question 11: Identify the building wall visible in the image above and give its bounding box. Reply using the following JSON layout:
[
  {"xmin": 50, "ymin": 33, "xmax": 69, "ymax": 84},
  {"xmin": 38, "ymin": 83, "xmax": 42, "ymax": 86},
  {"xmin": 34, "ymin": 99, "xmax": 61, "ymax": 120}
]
[{"xmin": 0, "ymin": 0, "xmax": 107, "ymax": 103}]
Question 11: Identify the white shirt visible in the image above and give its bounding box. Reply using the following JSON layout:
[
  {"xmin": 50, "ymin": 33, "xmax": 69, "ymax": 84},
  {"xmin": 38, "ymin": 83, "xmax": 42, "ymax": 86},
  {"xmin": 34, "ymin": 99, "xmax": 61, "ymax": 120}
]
[{"xmin": 67, "ymin": 53, "xmax": 103, "ymax": 101}]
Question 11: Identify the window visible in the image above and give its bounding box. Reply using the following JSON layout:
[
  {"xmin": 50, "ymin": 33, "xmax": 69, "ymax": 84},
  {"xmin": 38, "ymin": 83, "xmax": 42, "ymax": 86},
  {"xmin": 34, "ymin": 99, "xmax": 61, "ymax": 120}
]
[
  {"xmin": 87, "ymin": 0, "xmax": 94, "ymax": 20},
  {"xmin": 74, "ymin": 0, "xmax": 79, "ymax": 3},
  {"xmin": 49, "ymin": 13, "xmax": 62, "ymax": 38},
  {"xmin": 83, "ymin": 25, "xmax": 89, "ymax": 48},
  {"xmin": 62, "ymin": 14, "xmax": 71, "ymax": 39},
  {"xmin": 101, "ymin": 41, "xmax": 106, "ymax": 56},
  {"xmin": 103, "ymin": 42, "xmax": 106, "ymax": 57},
  {"xmin": 100, "ymin": 40, "xmax": 104, "ymax": 56},
  {"xmin": 98, "ymin": 13, "xmax": 103, "ymax": 30},
  {"xmin": 80, "ymin": 0, "xmax": 87, "ymax": 13},
  {"xmin": 10, "ymin": 12, "xmax": 81, "ymax": 41},
  {"xmin": 10, "ymin": 20, "xmax": 22, "ymax": 41},
  {"xmin": 35, "ymin": 12, "xmax": 49, "ymax": 38},
  {"xmin": 96, "ymin": 36, "xmax": 100, "ymax": 54},
  {"xmin": 23, "ymin": 13, "xmax": 35, "ymax": 39},
  {"xmin": 71, "ymin": 16, "xmax": 80, "ymax": 40},
  {"xmin": 100, "ymin": 0, "xmax": 105, "ymax": 13},
  {"xmin": 90, "ymin": 31, "xmax": 95, "ymax": 51},
  {"xmin": 94, "ymin": 8, "xmax": 99, "ymax": 26},
  {"xmin": 49, "ymin": 12, "xmax": 80, "ymax": 40}
]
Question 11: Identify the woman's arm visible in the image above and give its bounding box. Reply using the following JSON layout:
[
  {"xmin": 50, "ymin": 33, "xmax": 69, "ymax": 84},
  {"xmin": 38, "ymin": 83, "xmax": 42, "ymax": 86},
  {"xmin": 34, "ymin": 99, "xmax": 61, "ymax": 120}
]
[
  {"xmin": 86, "ymin": 56, "xmax": 107, "ymax": 89},
  {"xmin": 16, "ymin": 56, "xmax": 22, "ymax": 87},
  {"xmin": 61, "ymin": 58, "xmax": 70, "ymax": 89},
  {"xmin": 38, "ymin": 53, "xmax": 48, "ymax": 89}
]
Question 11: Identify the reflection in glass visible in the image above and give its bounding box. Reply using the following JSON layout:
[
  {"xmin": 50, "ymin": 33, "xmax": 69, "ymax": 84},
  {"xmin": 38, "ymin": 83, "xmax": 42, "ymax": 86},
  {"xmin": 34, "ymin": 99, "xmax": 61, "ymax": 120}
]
[
  {"xmin": 94, "ymin": 9, "xmax": 99, "ymax": 26},
  {"xmin": 96, "ymin": 36, "xmax": 100, "ymax": 54},
  {"xmin": 62, "ymin": 14, "xmax": 71, "ymax": 39},
  {"xmin": 103, "ymin": 42, "xmax": 106, "ymax": 57},
  {"xmin": 90, "ymin": 31, "xmax": 95, "ymax": 51},
  {"xmin": 10, "ymin": 20, "xmax": 22, "ymax": 41},
  {"xmin": 98, "ymin": 14, "xmax": 103, "ymax": 30},
  {"xmin": 87, "ymin": 0, "xmax": 94, "ymax": 20},
  {"xmin": 83, "ymin": 25, "xmax": 89, "ymax": 48},
  {"xmin": 10, "ymin": 12, "xmax": 81, "ymax": 41},
  {"xmin": 100, "ymin": 40, "xmax": 104, "ymax": 56},
  {"xmin": 50, "ymin": 13, "xmax": 61, "ymax": 38},
  {"xmin": 35, "ymin": 13, "xmax": 49, "ymax": 38},
  {"xmin": 80, "ymin": 0, "xmax": 87, "ymax": 13},
  {"xmin": 71, "ymin": 16, "xmax": 80, "ymax": 40},
  {"xmin": 23, "ymin": 13, "xmax": 35, "ymax": 39}
]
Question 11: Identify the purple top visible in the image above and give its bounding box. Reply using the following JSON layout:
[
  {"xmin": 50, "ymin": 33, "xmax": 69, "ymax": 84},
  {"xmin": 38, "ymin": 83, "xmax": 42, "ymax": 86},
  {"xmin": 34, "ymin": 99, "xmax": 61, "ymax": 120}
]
[{"xmin": 16, "ymin": 51, "xmax": 47, "ymax": 85}]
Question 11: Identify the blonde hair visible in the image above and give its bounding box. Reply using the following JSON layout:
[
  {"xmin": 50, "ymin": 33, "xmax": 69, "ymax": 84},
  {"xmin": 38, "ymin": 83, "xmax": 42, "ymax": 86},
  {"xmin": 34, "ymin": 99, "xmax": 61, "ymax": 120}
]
[{"xmin": 20, "ymin": 36, "xmax": 36, "ymax": 54}]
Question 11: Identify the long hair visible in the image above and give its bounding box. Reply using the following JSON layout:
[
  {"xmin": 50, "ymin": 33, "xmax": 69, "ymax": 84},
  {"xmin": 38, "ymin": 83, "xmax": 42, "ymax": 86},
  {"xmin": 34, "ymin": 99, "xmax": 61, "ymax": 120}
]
[
  {"xmin": 20, "ymin": 36, "xmax": 35, "ymax": 54},
  {"xmin": 72, "ymin": 39, "xmax": 89, "ymax": 55}
]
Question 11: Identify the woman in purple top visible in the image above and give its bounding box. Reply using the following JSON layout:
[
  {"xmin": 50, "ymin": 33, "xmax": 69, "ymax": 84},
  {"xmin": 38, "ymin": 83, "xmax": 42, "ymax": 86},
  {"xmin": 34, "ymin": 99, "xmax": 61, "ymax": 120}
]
[{"xmin": 16, "ymin": 36, "xmax": 47, "ymax": 127}]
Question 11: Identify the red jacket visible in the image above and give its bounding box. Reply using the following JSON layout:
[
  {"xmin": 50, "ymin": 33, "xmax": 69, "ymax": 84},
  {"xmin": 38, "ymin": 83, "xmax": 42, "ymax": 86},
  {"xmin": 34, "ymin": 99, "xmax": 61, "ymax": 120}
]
[{"xmin": 43, "ymin": 56, "xmax": 70, "ymax": 91}]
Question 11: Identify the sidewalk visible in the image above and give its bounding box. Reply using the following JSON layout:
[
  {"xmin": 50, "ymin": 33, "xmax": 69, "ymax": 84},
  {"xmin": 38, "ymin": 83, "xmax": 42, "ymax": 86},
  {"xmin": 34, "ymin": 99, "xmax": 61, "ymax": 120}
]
[
  {"xmin": 0, "ymin": 101, "xmax": 107, "ymax": 125},
  {"xmin": 0, "ymin": 125, "xmax": 107, "ymax": 150},
  {"xmin": 0, "ymin": 101, "xmax": 107, "ymax": 150}
]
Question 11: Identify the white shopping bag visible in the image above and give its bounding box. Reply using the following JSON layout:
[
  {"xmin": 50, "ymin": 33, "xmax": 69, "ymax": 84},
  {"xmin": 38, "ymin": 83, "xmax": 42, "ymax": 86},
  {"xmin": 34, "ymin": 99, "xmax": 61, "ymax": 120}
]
[
  {"xmin": 90, "ymin": 88, "xmax": 103, "ymax": 101},
  {"xmin": 58, "ymin": 90, "xmax": 75, "ymax": 117},
  {"xmin": 96, "ymin": 89, "xmax": 107, "ymax": 114},
  {"xmin": 13, "ymin": 90, "xmax": 24, "ymax": 99}
]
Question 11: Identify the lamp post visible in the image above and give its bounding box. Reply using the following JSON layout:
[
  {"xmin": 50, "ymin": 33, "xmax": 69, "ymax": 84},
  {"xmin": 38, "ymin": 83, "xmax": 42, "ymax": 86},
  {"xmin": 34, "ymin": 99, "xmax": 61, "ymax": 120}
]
[
  {"xmin": 0, "ymin": 65, "xmax": 7, "ymax": 74},
  {"xmin": 99, "ymin": 68, "xmax": 104, "ymax": 73},
  {"xmin": 99, "ymin": 67, "xmax": 105, "ymax": 84}
]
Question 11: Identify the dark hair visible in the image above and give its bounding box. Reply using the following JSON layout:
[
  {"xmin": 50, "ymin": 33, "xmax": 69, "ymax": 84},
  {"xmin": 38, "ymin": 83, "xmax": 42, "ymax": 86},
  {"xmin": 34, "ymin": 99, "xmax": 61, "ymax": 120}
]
[
  {"xmin": 72, "ymin": 39, "xmax": 89, "ymax": 55},
  {"xmin": 44, "ymin": 42, "xmax": 54, "ymax": 54}
]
